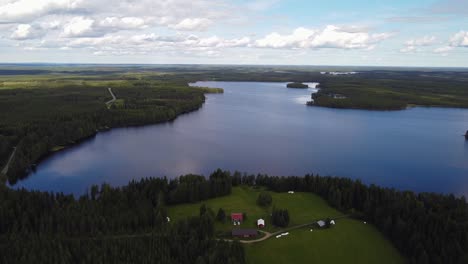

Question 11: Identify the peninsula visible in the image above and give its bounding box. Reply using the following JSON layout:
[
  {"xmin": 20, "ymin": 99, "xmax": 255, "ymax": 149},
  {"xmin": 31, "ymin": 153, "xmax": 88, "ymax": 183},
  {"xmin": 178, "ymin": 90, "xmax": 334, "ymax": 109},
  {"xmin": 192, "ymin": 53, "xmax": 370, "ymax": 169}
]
[{"xmin": 287, "ymin": 82, "xmax": 309, "ymax": 88}]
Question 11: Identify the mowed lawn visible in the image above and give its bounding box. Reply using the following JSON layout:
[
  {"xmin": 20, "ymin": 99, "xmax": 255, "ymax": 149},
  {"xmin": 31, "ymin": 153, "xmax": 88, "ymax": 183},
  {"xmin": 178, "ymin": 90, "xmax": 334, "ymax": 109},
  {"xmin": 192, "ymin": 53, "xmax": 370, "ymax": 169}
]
[
  {"xmin": 168, "ymin": 186, "xmax": 405, "ymax": 264},
  {"xmin": 245, "ymin": 220, "xmax": 405, "ymax": 264},
  {"xmin": 168, "ymin": 186, "xmax": 342, "ymax": 232}
]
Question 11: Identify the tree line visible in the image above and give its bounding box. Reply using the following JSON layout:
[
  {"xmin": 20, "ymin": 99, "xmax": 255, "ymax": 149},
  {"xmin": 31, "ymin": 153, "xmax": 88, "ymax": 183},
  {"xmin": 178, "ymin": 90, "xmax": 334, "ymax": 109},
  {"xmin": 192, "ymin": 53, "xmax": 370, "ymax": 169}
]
[
  {"xmin": 0, "ymin": 81, "xmax": 214, "ymax": 183},
  {"xmin": 0, "ymin": 169, "xmax": 241, "ymax": 263},
  {"xmin": 253, "ymin": 174, "xmax": 468, "ymax": 264},
  {"xmin": 2, "ymin": 168, "xmax": 467, "ymax": 263}
]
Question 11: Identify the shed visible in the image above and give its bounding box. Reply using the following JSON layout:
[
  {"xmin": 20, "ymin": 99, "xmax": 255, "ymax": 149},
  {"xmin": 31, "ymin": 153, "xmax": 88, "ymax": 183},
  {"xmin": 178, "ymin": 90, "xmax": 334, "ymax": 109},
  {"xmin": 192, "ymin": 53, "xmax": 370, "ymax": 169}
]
[
  {"xmin": 317, "ymin": 220, "xmax": 326, "ymax": 228},
  {"xmin": 231, "ymin": 213, "xmax": 243, "ymax": 222},
  {"xmin": 232, "ymin": 229, "xmax": 258, "ymax": 238},
  {"xmin": 257, "ymin": 219, "xmax": 265, "ymax": 228},
  {"xmin": 330, "ymin": 220, "xmax": 335, "ymax": 225}
]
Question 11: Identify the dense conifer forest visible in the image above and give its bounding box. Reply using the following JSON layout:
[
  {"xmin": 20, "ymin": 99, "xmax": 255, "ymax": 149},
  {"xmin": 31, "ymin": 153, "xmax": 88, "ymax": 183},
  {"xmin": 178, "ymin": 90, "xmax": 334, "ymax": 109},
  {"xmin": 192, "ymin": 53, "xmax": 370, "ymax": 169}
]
[
  {"xmin": 1, "ymin": 66, "xmax": 468, "ymax": 263},
  {"xmin": 2, "ymin": 66, "xmax": 468, "ymax": 183},
  {"xmin": 1, "ymin": 169, "xmax": 467, "ymax": 263},
  {"xmin": 0, "ymin": 77, "xmax": 221, "ymax": 184},
  {"xmin": 0, "ymin": 169, "xmax": 242, "ymax": 263}
]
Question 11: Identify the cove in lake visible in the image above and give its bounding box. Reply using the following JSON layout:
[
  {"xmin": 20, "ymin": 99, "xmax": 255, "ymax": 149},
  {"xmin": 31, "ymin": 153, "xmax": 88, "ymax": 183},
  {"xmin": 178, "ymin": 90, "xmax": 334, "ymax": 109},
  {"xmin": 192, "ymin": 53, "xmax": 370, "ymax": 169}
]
[{"xmin": 13, "ymin": 82, "xmax": 468, "ymax": 196}]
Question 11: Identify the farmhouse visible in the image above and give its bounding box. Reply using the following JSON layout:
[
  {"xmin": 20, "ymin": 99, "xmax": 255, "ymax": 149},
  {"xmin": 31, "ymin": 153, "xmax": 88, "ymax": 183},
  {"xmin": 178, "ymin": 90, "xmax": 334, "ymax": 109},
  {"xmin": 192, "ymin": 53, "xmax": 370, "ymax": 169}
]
[
  {"xmin": 232, "ymin": 229, "xmax": 258, "ymax": 238},
  {"xmin": 231, "ymin": 213, "xmax": 243, "ymax": 225},
  {"xmin": 257, "ymin": 218, "xmax": 265, "ymax": 228}
]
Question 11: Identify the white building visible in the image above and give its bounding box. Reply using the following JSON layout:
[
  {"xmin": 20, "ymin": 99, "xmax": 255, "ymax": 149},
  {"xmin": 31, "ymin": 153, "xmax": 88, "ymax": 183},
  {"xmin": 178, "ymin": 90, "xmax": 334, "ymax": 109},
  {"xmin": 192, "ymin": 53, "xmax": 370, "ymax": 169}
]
[
  {"xmin": 317, "ymin": 220, "xmax": 326, "ymax": 228},
  {"xmin": 257, "ymin": 219, "xmax": 265, "ymax": 228}
]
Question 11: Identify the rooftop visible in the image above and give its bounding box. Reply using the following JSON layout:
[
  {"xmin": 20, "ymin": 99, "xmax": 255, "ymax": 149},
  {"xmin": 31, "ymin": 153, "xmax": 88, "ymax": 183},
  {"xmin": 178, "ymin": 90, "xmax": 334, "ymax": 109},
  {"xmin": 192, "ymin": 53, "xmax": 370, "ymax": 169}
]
[{"xmin": 232, "ymin": 229, "xmax": 258, "ymax": 236}]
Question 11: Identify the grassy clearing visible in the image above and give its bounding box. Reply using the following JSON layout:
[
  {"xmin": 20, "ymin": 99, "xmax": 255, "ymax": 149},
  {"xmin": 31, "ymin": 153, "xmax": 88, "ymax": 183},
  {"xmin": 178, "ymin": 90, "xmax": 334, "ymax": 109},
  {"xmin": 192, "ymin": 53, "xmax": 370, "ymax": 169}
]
[
  {"xmin": 245, "ymin": 219, "xmax": 405, "ymax": 264},
  {"xmin": 168, "ymin": 186, "xmax": 405, "ymax": 263},
  {"xmin": 168, "ymin": 186, "xmax": 341, "ymax": 233}
]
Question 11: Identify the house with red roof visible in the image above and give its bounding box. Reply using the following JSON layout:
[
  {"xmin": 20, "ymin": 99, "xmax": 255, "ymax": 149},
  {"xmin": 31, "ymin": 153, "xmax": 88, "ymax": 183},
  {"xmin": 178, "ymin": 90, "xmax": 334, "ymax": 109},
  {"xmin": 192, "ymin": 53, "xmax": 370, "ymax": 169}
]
[{"xmin": 231, "ymin": 213, "xmax": 243, "ymax": 224}]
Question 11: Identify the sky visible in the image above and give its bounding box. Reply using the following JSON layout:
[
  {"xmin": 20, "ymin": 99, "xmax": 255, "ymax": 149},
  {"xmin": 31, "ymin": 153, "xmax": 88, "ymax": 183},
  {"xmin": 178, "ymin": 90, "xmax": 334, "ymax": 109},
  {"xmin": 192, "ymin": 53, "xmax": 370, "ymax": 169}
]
[{"xmin": 0, "ymin": 0, "xmax": 468, "ymax": 66}]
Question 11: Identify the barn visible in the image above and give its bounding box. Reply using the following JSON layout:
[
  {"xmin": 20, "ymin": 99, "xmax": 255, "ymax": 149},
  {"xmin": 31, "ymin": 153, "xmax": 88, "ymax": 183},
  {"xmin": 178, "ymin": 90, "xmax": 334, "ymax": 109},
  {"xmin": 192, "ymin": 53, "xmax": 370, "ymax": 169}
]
[
  {"xmin": 232, "ymin": 229, "xmax": 258, "ymax": 238},
  {"xmin": 231, "ymin": 213, "xmax": 243, "ymax": 224},
  {"xmin": 257, "ymin": 219, "xmax": 265, "ymax": 228}
]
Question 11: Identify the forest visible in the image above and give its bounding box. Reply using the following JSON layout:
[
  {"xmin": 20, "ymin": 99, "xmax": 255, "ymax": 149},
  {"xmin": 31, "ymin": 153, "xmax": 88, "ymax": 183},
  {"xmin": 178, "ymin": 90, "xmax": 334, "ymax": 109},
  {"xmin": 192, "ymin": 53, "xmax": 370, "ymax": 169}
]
[
  {"xmin": 251, "ymin": 173, "xmax": 468, "ymax": 264},
  {"xmin": 1, "ymin": 169, "xmax": 467, "ymax": 263},
  {"xmin": 309, "ymin": 71, "xmax": 468, "ymax": 110},
  {"xmin": 2, "ymin": 65, "xmax": 468, "ymax": 183},
  {"xmin": 0, "ymin": 169, "xmax": 242, "ymax": 263},
  {"xmin": 0, "ymin": 75, "xmax": 222, "ymax": 184},
  {"xmin": 1, "ymin": 65, "xmax": 468, "ymax": 263}
]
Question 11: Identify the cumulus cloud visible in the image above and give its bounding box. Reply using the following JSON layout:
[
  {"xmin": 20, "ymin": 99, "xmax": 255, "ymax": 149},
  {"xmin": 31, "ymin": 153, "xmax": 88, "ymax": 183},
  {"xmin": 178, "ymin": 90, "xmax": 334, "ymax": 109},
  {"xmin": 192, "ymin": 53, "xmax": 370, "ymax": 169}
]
[
  {"xmin": 0, "ymin": 0, "xmax": 227, "ymax": 33},
  {"xmin": 406, "ymin": 36, "xmax": 436, "ymax": 46},
  {"xmin": 400, "ymin": 46, "xmax": 418, "ymax": 53},
  {"xmin": 400, "ymin": 36, "xmax": 437, "ymax": 53},
  {"xmin": 0, "ymin": 0, "xmax": 82, "ymax": 22},
  {"xmin": 170, "ymin": 18, "xmax": 212, "ymax": 31},
  {"xmin": 0, "ymin": 0, "xmax": 398, "ymax": 60},
  {"xmin": 10, "ymin": 24, "xmax": 44, "ymax": 40},
  {"xmin": 433, "ymin": 46, "xmax": 453, "ymax": 54},
  {"xmin": 64, "ymin": 33, "xmax": 250, "ymax": 51},
  {"xmin": 62, "ymin": 16, "xmax": 96, "ymax": 37},
  {"xmin": 99, "ymin": 17, "xmax": 147, "ymax": 30},
  {"xmin": 254, "ymin": 25, "xmax": 393, "ymax": 50},
  {"xmin": 449, "ymin": 31, "xmax": 468, "ymax": 47}
]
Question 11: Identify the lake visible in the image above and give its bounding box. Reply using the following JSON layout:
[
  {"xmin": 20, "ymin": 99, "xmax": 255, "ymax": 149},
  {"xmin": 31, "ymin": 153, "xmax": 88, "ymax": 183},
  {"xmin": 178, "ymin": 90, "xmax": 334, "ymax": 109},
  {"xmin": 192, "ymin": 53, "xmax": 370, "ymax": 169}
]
[{"xmin": 13, "ymin": 81, "xmax": 468, "ymax": 196}]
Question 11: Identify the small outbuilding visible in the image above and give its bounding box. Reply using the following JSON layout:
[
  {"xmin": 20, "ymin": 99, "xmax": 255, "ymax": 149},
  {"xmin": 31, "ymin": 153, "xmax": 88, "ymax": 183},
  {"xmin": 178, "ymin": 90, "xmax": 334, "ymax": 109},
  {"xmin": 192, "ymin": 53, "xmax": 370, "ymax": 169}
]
[
  {"xmin": 288, "ymin": 191, "xmax": 294, "ymax": 194},
  {"xmin": 232, "ymin": 229, "xmax": 258, "ymax": 238},
  {"xmin": 257, "ymin": 218, "xmax": 265, "ymax": 228},
  {"xmin": 317, "ymin": 220, "xmax": 326, "ymax": 228},
  {"xmin": 231, "ymin": 213, "xmax": 243, "ymax": 224},
  {"xmin": 330, "ymin": 220, "xmax": 335, "ymax": 225}
]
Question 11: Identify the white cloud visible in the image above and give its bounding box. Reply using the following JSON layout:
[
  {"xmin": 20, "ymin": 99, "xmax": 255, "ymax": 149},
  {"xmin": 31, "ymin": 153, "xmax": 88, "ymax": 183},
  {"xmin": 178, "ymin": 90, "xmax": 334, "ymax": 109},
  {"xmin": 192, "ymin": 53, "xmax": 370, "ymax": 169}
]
[
  {"xmin": 0, "ymin": 0, "xmax": 228, "ymax": 32},
  {"xmin": 62, "ymin": 16, "xmax": 96, "ymax": 37},
  {"xmin": 433, "ymin": 46, "xmax": 453, "ymax": 53},
  {"xmin": 99, "ymin": 17, "xmax": 147, "ymax": 30},
  {"xmin": 255, "ymin": 25, "xmax": 393, "ymax": 50},
  {"xmin": 64, "ymin": 33, "xmax": 250, "ymax": 51},
  {"xmin": 10, "ymin": 24, "xmax": 44, "ymax": 40},
  {"xmin": 170, "ymin": 18, "xmax": 212, "ymax": 31},
  {"xmin": 449, "ymin": 31, "xmax": 468, "ymax": 47},
  {"xmin": 400, "ymin": 36, "xmax": 437, "ymax": 53},
  {"xmin": 400, "ymin": 46, "xmax": 418, "ymax": 53},
  {"xmin": 0, "ymin": 0, "xmax": 83, "ymax": 22},
  {"xmin": 405, "ymin": 36, "xmax": 436, "ymax": 46}
]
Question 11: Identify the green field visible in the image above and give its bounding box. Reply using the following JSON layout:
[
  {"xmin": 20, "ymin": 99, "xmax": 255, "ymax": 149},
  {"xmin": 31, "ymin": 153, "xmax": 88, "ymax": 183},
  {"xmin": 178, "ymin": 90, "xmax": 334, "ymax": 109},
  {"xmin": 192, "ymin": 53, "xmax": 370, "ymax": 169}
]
[
  {"xmin": 169, "ymin": 186, "xmax": 341, "ymax": 233},
  {"xmin": 246, "ymin": 220, "xmax": 405, "ymax": 264},
  {"xmin": 168, "ymin": 186, "xmax": 405, "ymax": 264}
]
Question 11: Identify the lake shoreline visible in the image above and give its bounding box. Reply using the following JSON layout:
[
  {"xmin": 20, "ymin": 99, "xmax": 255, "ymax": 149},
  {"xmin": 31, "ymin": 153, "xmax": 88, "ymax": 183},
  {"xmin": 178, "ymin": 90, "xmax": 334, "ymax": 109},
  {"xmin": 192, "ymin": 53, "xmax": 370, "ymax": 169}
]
[
  {"xmin": 12, "ymin": 81, "xmax": 468, "ymax": 198},
  {"xmin": 6, "ymin": 92, "xmax": 211, "ymax": 186}
]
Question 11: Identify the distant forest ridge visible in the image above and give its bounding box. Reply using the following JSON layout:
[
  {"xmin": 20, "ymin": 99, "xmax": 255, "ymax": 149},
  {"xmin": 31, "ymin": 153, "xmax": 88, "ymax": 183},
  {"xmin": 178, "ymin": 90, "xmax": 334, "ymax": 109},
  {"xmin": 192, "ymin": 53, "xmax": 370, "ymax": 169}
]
[{"xmin": 2, "ymin": 66, "xmax": 468, "ymax": 184}]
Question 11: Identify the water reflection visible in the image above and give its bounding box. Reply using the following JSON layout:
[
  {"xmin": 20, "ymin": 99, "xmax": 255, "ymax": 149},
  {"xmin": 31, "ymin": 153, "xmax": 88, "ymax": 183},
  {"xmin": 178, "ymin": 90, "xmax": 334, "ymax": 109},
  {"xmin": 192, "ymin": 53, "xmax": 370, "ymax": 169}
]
[{"xmin": 13, "ymin": 82, "xmax": 468, "ymax": 197}]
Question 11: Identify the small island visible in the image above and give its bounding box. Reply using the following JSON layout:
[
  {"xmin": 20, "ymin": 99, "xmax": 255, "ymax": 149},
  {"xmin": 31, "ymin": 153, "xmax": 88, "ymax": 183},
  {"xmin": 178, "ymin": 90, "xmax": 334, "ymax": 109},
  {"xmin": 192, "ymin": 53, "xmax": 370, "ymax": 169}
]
[
  {"xmin": 287, "ymin": 82, "xmax": 309, "ymax": 88},
  {"xmin": 465, "ymin": 130, "xmax": 468, "ymax": 140}
]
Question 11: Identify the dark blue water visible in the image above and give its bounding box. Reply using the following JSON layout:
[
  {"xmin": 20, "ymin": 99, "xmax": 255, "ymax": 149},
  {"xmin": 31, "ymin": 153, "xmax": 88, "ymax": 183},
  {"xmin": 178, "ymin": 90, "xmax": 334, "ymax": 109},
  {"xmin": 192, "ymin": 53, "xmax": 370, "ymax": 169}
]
[{"xmin": 13, "ymin": 82, "xmax": 468, "ymax": 196}]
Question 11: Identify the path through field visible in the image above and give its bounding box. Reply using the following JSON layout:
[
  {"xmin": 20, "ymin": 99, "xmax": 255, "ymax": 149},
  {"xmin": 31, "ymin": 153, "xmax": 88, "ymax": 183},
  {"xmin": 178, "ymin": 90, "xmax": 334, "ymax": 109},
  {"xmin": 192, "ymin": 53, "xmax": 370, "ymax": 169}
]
[
  {"xmin": 106, "ymin": 88, "xmax": 116, "ymax": 107},
  {"xmin": 1, "ymin": 147, "xmax": 16, "ymax": 175}
]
